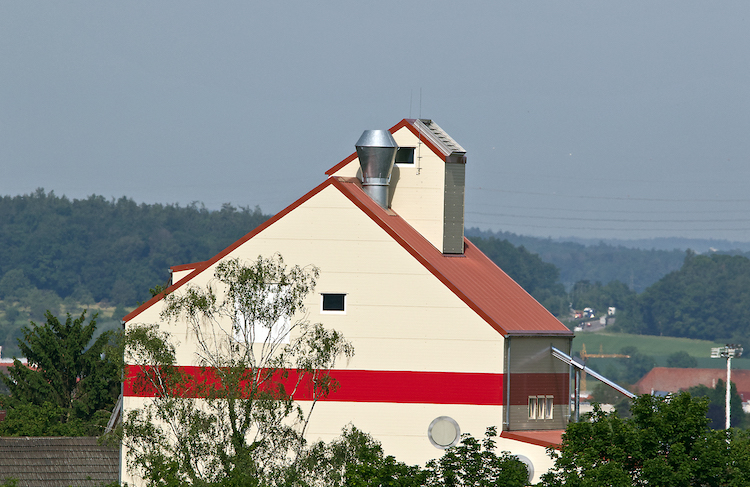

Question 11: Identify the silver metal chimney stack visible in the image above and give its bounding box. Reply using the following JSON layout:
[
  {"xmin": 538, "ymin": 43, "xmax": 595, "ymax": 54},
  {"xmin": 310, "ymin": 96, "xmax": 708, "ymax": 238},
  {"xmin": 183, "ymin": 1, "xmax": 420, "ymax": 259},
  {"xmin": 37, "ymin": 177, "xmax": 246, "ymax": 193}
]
[{"xmin": 355, "ymin": 130, "xmax": 398, "ymax": 209}]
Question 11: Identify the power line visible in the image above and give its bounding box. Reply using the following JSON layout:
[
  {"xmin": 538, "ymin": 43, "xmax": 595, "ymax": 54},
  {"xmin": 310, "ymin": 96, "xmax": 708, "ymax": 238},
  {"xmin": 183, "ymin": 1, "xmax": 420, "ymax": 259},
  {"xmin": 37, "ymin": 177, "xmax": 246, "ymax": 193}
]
[
  {"xmin": 466, "ymin": 211, "xmax": 750, "ymax": 224},
  {"xmin": 471, "ymin": 186, "xmax": 750, "ymax": 203},
  {"xmin": 477, "ymin": 168, "xmax": 745, "ymax": 188},
  {"xmin": 464, "ymin": 219, "xmax": 750, "ymax": 233},
  {"xmin": 475, "ymin": 204, "xmax": 750, "ymax": 215}
]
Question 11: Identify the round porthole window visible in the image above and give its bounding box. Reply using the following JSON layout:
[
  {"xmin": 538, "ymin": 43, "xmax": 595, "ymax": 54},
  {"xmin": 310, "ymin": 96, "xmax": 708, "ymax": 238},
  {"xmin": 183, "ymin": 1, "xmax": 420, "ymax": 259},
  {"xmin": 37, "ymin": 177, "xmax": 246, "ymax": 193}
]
[
  {"xmin": 427, "ymin": 416, "xmax": 461, "ymax": 449},
  {"xmin": 515, "ymin": 455, "xmax": 534, "ymax": 483}
]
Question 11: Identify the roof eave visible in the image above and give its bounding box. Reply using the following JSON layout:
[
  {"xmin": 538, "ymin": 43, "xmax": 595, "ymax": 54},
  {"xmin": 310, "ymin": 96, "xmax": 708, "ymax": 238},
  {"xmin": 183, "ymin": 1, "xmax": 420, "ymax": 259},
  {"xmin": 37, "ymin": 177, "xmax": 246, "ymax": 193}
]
[
  {"xmin": 505, "ymin": 330, "xmax": 574, "ymax": 337},
  {"xmin": 123, "ymin": 178, "xmax": 338, "ymax": 323}
]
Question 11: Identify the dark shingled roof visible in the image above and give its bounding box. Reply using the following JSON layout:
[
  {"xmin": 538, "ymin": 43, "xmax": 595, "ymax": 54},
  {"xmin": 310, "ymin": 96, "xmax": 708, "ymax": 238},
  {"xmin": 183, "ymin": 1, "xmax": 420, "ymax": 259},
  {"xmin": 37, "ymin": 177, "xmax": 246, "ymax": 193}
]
[{"xmin": 0, "ymin": 437, "xmax": 118, "ymax": 487}]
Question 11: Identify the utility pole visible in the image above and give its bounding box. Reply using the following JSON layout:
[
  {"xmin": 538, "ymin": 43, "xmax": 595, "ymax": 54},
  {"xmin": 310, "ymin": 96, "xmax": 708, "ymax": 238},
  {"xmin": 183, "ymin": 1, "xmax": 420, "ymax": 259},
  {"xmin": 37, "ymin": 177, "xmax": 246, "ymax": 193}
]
[{"xmin": 711, "ymin": 344, "xmax": 743, "ymax": 429}]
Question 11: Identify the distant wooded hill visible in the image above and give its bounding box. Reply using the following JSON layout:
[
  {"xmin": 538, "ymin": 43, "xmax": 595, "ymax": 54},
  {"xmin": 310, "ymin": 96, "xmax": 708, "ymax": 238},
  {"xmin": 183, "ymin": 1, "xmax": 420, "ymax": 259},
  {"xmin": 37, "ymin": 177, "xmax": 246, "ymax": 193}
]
[
  {"xmin": 3, "ymin": 190, "xmax": 750, "ymax": 356},
  {"xmin": 468, "ymin": 229, "xmax": 750, "ymax": 345},
  {"xmin": 468, "ymin": 228, "xmax": 691, "ymax": 292},
  {"xmin": 0, "ymin": 189, "xmax": 269, "ymax": 307}
]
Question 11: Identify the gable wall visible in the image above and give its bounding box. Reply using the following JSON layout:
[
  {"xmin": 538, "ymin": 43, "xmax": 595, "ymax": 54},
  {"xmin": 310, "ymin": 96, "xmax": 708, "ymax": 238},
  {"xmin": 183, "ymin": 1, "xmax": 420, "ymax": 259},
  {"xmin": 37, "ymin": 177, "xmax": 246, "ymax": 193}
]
[
  {"xmin": 126, "ymin": 184, "xmax": 504, "ymax": 372},
  {"xmin": 124, "ymin": 183, "xmax": 508, "ymax": 470},
  {"xmin": 330, "ymin": 126, "xmax": 448, "ymax": 252},
  {"xmin": 211, "ymin": 184, "xmax": 503, "ymax": 373},
  {"xmin": 388, "ymin": 126, "xmax": 447, "ymax": 251}
]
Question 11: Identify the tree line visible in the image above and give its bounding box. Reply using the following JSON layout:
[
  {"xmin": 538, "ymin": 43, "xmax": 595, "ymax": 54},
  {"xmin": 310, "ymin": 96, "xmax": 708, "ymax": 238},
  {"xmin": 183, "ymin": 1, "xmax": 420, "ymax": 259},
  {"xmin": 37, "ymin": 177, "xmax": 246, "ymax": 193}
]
[
  {"xmin": 466, "ymin": 228, "xmax": 688, "ymax": 292},
  {"xmin": 0, "ymin": 189, "xmax": 269, "ymax": 356},
  {"xmin": 0, "ymin": 189, "xmax": 269, "ymax": 306}
]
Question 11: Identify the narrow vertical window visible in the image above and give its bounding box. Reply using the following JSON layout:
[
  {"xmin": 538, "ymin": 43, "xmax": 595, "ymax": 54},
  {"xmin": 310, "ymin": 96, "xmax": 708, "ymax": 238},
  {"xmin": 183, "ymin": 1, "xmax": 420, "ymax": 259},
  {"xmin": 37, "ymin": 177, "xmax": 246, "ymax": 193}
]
[
  {"xmin": 545, "ymin": 396, "xmax": 554, "ymax": 419},
  {"xmin": 528, "ymin": 396, "xmax": 538, "ymax": 420},
  {"xmin": 529, "ymin": 395, "xmax": 554, "ymax": 420}
]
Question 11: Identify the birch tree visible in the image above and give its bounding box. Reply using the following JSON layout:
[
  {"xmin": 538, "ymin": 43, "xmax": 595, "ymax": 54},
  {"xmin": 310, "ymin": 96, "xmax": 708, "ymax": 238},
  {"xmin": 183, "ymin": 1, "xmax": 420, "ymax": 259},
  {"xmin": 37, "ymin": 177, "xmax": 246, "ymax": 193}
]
[{"xmin": 123, "ymin": 255, "xmax": 353, "ymax": 486}]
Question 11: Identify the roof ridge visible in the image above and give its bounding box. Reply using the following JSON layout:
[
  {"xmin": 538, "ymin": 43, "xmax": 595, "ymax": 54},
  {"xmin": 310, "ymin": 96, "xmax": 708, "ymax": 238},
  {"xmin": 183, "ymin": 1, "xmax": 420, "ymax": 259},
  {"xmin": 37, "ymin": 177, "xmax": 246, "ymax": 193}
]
[{"xmin": 416, "ymin": 119, "xmax": 466, "ymax": 154}]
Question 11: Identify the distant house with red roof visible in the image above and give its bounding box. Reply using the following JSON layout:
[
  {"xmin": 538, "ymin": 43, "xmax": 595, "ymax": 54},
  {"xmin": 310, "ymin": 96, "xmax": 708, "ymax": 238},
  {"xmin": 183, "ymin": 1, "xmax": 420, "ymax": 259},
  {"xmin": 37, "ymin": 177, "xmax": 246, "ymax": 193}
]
[
  {"xmin": 120, "ymin": 119, "xmax": 574, "ymax": 485},
  {"xmin": 635, "ymin": 367, "xmax": 750, "ymax": 401}
]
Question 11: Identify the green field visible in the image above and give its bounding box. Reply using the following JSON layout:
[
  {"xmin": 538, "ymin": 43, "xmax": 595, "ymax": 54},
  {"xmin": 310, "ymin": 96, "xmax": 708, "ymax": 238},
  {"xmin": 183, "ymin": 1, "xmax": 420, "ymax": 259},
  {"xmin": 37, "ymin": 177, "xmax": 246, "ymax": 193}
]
[{"xmin": 572, "ymin": 331, "xmax": 750, "ymax": 371}]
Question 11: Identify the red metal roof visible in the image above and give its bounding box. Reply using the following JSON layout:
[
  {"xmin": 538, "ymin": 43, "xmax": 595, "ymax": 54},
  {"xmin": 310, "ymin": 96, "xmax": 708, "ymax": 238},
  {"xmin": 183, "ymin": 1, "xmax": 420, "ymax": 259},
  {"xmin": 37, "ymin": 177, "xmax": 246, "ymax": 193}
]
[
  {"xmin": 125, "ymin": 175, "xmax": 570, "ymax": 337},
  {"xmin": 332, "ymin": 177, "xmax": 571, "ymax": 337}
]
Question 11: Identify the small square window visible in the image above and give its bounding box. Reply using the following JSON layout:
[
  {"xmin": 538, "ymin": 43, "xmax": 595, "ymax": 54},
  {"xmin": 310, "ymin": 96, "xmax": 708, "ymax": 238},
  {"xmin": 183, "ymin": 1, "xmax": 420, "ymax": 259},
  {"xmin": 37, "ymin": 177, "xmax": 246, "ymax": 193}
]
[
  {"xmin": 321, "ymin": 293, "xmax": 346, "ymax": 314},
  {"xmin": 395, "ymin": 147, "xmax": 415, "ymax": 165}
]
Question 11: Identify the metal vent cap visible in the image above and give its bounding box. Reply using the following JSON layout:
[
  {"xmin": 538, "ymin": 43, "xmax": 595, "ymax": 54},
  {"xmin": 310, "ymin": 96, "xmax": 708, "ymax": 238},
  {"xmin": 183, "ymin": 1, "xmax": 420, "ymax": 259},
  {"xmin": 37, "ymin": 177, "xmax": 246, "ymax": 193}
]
[{"xmin": 355, "ymin": 130, "xmax": 398, "ymax": 208}]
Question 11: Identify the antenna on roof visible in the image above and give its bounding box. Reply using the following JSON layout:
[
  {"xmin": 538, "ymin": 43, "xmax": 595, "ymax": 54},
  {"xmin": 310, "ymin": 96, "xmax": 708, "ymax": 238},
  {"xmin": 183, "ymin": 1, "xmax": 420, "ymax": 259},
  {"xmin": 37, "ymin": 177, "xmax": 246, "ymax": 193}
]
[{"xmin": 417, "ymin": 88, "xmax": 423, "ymax": 175}]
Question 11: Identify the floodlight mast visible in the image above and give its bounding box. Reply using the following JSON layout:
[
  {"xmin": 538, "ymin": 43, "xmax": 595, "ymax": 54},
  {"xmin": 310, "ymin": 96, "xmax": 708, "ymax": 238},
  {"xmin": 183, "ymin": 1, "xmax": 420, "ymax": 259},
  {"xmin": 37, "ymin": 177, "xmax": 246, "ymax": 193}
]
[{"xmin": 710, "ymin": 344, "xmax": 743, "ymax": 429}]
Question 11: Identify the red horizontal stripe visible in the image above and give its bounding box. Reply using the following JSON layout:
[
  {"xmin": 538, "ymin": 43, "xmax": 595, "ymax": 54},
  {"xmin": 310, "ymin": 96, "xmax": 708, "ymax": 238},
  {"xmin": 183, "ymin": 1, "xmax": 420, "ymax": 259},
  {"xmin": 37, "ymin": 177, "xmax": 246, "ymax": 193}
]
[
  {"xmin": 324, "ymin": 370, "xmax": 503, "ymax": 405},
  {"xmin": 124, "ymin": 365, "xmax": 504, "ymax": 405}
]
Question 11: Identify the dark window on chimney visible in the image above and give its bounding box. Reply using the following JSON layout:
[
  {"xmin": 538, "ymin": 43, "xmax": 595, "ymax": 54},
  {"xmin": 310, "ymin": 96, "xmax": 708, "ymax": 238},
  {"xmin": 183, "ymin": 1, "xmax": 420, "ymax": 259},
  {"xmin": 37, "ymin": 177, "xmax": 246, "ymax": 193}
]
[
  {"xmin": 395, "ymin": 147, "xmax": 415, "ymax": 164},
  {"xmin": 321, "ymin": 293, "xmax": 346, "ymax": 313}
]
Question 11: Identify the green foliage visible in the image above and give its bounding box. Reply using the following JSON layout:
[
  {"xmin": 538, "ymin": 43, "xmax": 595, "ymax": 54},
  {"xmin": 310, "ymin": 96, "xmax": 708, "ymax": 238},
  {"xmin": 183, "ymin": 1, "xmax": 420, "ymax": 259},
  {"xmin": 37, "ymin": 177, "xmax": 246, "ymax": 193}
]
[
  {"xmin": 0, "ymin": 401, "xmax": 109, "ymax": 436},
  {"xmin": 123, "ymin": 255, "xmax": 354, "ymax": 486},
  {"xmin": 344, "ymin": 456, "xmax": 424, "ymax": 487},
  {"xmin": 467, "ymin": 237, "xmax": 640, "ymax": 321},
  {"xmin": 0, "ymin": 310, "xmax": 121, "ymax": 436},
  {"xmin": 424, "ymin": 427, "xmax": 529, "ymax": 487},
  {"xmin": 687, "ymin": 379, "xmax": 750, "ymax": 429},
  {"xmin": 300, "ymin": 426, "xmax": 526, "ymax": 487},
  {"xmin": 569, "ymin": 279, "xmax": 636, "ymax": 315},
  {"xmin": 666, "ymin": 350, "xmax": 698, "ymax": 368},
  {"xmin": 616, "ymin": 346, "xmax": 656, "ymax": 385},
  {"xmin": 621, "ymin": 252, "xmax": 750, "ymax": 340},
  {"xmin": 0, "ymin": 269, "xmax": 32, "ymax": 300},
  {"xmin": 542, "ymin": 392, "xmax": 750, "ymax": 486},
  {"xmin": 0, "ymin": 189, "xmax": 269, "ymax": 307},
  {"xmin": 300, "ymin": 425, "xmax": 425, "ymax": 487}
]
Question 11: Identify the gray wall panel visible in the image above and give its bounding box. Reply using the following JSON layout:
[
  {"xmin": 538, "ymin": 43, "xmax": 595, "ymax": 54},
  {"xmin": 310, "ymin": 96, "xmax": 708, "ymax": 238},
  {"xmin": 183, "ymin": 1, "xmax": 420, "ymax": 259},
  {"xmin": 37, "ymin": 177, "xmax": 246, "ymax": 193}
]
[{"xmin": 443, "ymin": 163, "xmax": 465, "ymax": 254}]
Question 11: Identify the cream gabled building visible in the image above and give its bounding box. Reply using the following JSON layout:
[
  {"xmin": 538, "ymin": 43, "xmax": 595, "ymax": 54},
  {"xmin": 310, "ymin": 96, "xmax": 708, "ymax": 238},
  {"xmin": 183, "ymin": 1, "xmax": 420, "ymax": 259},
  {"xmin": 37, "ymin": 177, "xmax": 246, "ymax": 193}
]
[{"xmin": 122, "ymin": 119, "xmax": 574, "ymax": 483}]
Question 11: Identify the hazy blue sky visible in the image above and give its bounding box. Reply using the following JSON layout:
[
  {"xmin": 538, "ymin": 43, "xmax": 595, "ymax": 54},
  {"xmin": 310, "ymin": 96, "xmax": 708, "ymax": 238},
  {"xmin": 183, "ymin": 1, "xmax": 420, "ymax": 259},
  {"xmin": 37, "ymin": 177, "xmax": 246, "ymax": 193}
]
[{"xmin": 2, "ymin": 2, "xmax": 749, "ymax": 242}]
